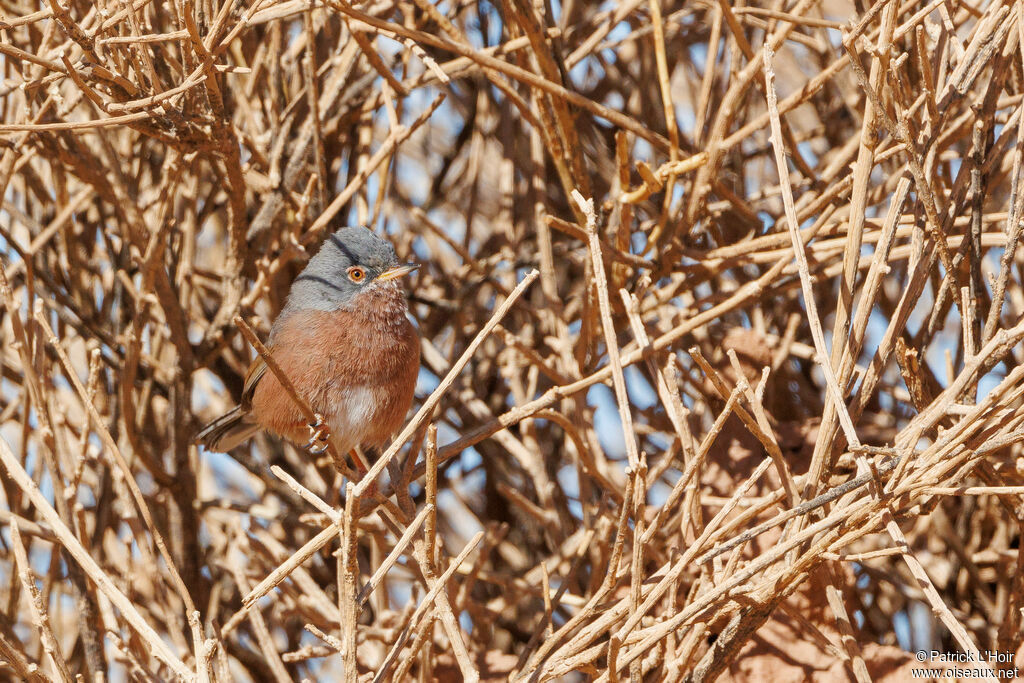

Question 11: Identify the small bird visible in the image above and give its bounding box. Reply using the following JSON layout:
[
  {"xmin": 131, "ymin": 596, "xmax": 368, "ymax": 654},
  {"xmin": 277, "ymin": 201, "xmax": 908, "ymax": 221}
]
[{"xmin": 196, "ymin": 227, "xmax": 420, "ymax": 458}]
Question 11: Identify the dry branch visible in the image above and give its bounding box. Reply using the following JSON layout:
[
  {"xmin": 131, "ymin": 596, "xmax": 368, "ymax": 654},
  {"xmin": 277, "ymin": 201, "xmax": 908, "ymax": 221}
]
[{"xmin": 2, "ymin": 0, "xmax": 1024, "ymax": 680}]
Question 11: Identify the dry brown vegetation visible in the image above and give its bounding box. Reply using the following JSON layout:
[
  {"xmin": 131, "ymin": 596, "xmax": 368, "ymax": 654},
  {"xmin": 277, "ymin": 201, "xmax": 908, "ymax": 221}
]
[{"xmin": 2, "ymin": 0, "xmax": 1024, "ymax": 680}]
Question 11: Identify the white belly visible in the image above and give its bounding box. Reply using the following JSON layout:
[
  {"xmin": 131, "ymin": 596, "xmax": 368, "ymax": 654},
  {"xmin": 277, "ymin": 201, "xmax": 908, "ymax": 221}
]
[{"xmin": 327, "ymin": 385, "xmax": 379, "ymax": 453}]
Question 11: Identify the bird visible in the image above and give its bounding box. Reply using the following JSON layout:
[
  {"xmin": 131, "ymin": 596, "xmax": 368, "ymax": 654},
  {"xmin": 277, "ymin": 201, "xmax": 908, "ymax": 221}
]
[{"xmin": 196, "ymin": 226, "xmax": 420, "ymax": 460}]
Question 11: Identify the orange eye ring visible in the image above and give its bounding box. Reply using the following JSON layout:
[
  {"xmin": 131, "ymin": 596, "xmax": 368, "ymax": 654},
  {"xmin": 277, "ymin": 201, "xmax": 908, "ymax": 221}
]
[{"xmin": 346, "ymin": 266, "xmax": 367, "ymax": 283}]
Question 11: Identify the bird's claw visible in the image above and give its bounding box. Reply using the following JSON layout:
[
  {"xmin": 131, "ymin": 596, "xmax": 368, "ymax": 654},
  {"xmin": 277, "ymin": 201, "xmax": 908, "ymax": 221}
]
[{"xmin": 305, "ymin": 413, "xmax": 330, "ymax": 454}]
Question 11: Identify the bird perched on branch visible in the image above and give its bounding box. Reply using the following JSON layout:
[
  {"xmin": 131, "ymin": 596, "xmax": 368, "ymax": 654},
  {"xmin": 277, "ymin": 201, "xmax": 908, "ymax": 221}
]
[{"xmin": 196, "ymin": 227, "xmax": 420, "ymax": 459}]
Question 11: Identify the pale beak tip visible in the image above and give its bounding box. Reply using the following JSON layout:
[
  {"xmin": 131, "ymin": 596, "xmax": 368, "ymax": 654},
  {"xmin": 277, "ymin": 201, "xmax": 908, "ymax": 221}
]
[{"xmin": 379, "ymin": 263, "xmax": 420, "ymax": 281}]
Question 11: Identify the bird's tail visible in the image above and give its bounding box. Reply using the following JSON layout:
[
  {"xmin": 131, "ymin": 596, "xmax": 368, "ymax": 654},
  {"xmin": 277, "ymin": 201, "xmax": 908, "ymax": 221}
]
[{"xmin": 195, "ymin": 406, "xmax": 260, "ymax": 452}]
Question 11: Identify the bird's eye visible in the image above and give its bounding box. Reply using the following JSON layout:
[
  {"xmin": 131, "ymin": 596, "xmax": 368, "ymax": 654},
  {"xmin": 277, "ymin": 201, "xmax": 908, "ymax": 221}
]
[{"xmin": 347, "ymin": 266, "xmax": 367, "ymax": 283}]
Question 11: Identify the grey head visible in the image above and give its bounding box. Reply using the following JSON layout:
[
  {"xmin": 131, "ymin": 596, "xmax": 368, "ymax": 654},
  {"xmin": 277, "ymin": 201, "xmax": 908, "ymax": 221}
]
[{"xmin": 278, "ymin": 226, "xmax": 417, "ymax": 317}]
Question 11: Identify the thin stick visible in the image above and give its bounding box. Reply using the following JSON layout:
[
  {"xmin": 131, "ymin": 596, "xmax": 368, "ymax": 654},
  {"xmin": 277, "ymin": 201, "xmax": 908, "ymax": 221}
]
[
  {"xmin": 353, "ymin": 270, "xmax": 539, "ymax": 497},
  {"xmin": 340, "ymin": 482, "xmax": 359, "ymax": 681},
  {"xmin": 9, "ymin": 523, "xmax": 74, "ymax": 683},
  {"xmin": 355, "ymin": 505, "xmax": 432, "ymax": 606},
  {"xmin": 763, "ymin": 46, "xmax": 860, "ymax": 450},
  {"xmin": 574, "ymin": 189, "xmax": 640, "ymax": 471},
  {"xmin": 0, "ymin": 436, "xmax": 194, "ymax": 680}
]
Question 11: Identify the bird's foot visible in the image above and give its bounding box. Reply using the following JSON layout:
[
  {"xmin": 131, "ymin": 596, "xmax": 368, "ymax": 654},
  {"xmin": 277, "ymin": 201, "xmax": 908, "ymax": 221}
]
[{"xmin": 305, "ymin": 413, "xmax": 331, "ymax": 454}]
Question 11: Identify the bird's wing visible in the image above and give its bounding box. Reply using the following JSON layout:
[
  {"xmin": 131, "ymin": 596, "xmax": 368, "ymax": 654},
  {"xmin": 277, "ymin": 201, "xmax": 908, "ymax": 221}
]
[{"xmin": 240, "ymin": 354, "xmax": 268, "ymax": 409}]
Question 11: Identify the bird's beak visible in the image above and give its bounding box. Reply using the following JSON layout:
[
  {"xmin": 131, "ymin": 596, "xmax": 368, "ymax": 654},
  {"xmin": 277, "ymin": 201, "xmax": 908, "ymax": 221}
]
[{"xmin": 377, "ymin": 263, "xmax": 420, "ymax": 282}]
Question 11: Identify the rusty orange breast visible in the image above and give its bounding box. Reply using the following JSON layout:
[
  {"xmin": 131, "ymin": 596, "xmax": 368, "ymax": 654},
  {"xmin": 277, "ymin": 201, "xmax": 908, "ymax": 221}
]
[{"xmin": 250, "ymin": 283, "xmax": 420, "ymax": 451}]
